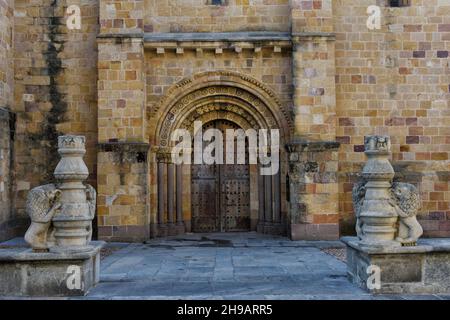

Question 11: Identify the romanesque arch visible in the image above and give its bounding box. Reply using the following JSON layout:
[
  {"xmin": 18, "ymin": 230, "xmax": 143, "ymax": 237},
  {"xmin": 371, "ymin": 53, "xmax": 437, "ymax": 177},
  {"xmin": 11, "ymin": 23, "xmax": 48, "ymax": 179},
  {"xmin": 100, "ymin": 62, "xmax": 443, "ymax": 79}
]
[
  {"xmin": 151, "ymin": 70, "xmax": 292, "ymax": 146},
  {"xmin": 149, "ymin": 71, "xmax": 291, "ymax": 237}
]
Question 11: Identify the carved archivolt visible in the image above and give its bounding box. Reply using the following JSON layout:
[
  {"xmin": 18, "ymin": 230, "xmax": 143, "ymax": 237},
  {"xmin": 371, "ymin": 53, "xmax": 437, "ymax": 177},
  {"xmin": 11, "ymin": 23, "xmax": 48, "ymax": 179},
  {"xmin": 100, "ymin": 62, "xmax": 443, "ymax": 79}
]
[{"xmin": 152, "ymin": 71, "xmax": 292, "ymax": 147}]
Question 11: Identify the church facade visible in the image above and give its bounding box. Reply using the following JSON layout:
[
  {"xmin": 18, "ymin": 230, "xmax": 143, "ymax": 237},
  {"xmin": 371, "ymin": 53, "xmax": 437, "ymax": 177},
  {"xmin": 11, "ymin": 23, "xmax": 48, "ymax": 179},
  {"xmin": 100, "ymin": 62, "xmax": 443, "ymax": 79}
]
[{"xmin": 0, "ymin": 0, "xmax": 449, "ymax": 243}]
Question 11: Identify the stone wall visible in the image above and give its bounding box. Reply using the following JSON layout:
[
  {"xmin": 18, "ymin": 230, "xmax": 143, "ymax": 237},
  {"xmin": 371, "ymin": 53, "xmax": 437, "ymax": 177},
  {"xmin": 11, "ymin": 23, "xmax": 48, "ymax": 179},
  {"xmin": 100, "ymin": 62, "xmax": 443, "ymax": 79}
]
[
  {"xmin": 12, "ymin": 0, "xmax": 99, "ymax": 225},
  {"xmin": 144, "ymin": 0, "xmax": 291, "ymax": 33},
  {"xmin": 0, "ymin": 108, "xmax": 18, "ymax": 241},
  {"xmin": 0, "ymin": 0, "xmax": 16, "ymax": 241},
  {"xmin": 2, "ymin": 0, "xmax": 449, "ymax": 242},
  {"xmin": 0, "ymin": 0, "xmax": 14, "ymax": 108},
  {"xmin": 145, "ymin": 48, "xmax": 293, "ymax": 143},
  {"xmin": 334, "ymin": 0, "xmax": 450, "ymax": 236}
]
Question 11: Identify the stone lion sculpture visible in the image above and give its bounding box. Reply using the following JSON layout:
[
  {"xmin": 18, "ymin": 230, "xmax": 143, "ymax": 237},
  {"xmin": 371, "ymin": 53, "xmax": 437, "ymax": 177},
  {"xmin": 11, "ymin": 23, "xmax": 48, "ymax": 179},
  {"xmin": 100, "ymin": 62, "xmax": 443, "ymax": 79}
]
[
  {"xmin": 24, "ymin": 184, "xmax": 97, "ymax": 251},
  {"xmin": 352, "ymin": 179, "xmax": 367, "ymax": 239},
  {"xmin": 389, "ymin": 182, "xmax": 423, "ymax": 246},
  {"xmin": 85, "ymin": 184, "xmax": 97, "ymax": 242},
  {"xmin": 352, "ymin": 180, "xmax": 423, "ymax": 246},
  {"xmin": 24, "ymin": 184, "xmax": 61, "ymax": 252}
]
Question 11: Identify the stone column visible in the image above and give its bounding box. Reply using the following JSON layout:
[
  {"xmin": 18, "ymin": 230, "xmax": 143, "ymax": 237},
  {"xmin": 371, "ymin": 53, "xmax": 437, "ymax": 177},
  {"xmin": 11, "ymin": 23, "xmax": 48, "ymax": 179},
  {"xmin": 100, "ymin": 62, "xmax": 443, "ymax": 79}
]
[
  {"xmin": 176, "ymin": 164, "xmax": 185, "ymax": 234},
  {"xmin": 156, "ymin": 151, "xmax": 168, "ymax": 237},
  {"xmin": 273, "ymin": 172, "xmax": 281, "ymax": 224},
  {"xmin": 257, "ymin": 170, "xmax": 265, "ymax": 233},
  {"xmin": 52, "ymin": 136, "xmax": 92, "ymax": 251},
  {"xmin": 167, "ymin": 162, "xmax": 176, "ymax": 235},
  {"xmin": 157, "ymin": 162, "xmax": 165, "ymax": 225},
  {"xmin": 264, "ymin": 174, "xmax": 273, "ymax": 233},
  {"xmin": 358, "ymin": 136, "xmax": 399, "ymax": 247}
]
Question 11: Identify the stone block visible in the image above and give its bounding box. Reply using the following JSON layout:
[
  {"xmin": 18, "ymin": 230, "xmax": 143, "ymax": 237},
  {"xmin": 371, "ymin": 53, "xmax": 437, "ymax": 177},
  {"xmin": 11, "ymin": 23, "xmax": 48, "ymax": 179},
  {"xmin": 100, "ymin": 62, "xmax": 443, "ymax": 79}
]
[
  {"xmin": 342, "ymin": 237, "xmax": 450, "ymax": 294},
  {"xmin": 0, "ymin": 242, "xmax": 105, "ymax": 297},
  {"xmin": 290, "ymin": 223, "xmax": 339, "ymax": 241}
]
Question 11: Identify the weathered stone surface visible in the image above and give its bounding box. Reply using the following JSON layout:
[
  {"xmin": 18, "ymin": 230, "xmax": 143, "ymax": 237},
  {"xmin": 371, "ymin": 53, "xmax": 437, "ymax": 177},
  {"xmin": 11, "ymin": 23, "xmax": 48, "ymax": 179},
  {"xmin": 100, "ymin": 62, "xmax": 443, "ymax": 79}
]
[
  {"xmin": 1, "ymin": 0, "xmax": 450, "ymax": 243},
  {"xmin": 24, "ymin": 136, "xmax": 97, "ymax": 251},
  {"xmin": 343, "ymin": 237, "xmax": 450, "ymax": 294},
  {"xmin": 352, "ymin": 136, "xmax": 423, "ymax": 248},
  {"xmin": 287, "ymin": 140, "xmax": 340, "ymax": 241},
  {"xmin": 0, "ymin": 242, "xmax": 104, "ymax": 297}
]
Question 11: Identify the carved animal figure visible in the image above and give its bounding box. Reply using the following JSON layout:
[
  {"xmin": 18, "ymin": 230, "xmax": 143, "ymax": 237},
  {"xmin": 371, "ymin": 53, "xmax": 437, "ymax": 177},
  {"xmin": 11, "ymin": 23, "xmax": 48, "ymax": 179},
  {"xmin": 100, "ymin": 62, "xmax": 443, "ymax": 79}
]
[
  {"xmin": 390, "ymin": 182, "xmax": 423, "ymax": 246},
  {"xmin": 352, "ymin": 179, "xmax": 367, "ymax": 239},
  {"xmin": 24, "ymin": 184, "xmax": 61, "ymax": 251},
  {"xmin": 85, "ymin": 184, "xmax": 96, "ymax": 242}
]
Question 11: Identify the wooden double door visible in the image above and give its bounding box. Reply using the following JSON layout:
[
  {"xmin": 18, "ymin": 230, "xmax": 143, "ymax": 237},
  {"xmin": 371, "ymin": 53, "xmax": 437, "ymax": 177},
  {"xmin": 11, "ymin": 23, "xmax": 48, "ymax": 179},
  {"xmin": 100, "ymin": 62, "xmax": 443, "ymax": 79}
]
[{"xmin": 191, "ymin": 120, "xmax": 251, "ymax": 232}]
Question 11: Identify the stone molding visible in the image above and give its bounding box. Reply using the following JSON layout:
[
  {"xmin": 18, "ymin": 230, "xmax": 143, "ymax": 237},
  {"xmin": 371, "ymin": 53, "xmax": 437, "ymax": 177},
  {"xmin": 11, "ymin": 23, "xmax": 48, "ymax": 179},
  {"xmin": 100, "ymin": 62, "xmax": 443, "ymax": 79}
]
[
  {"xmin": 98, "ymin": 142, "xmax": 150, "ymax": 153},
  {"xmin": 152, "ymin": 70, "xmax": 293, "ymax": 147},
  {"xmin": 286, "ymin": 140, "xmax": 340, "ymax": 154}
]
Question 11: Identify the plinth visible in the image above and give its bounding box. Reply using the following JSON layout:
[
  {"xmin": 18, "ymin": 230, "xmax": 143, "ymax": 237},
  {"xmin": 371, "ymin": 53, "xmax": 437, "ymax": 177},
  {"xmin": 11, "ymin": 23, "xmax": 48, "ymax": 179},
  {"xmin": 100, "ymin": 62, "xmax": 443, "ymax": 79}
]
[
  {"xmin": 0, "ymin": 241, "xmax": 105, "ymax": 297},
  {"xmin": 342, "ymin": 237, "xmax": 450, "ymax": 294}
]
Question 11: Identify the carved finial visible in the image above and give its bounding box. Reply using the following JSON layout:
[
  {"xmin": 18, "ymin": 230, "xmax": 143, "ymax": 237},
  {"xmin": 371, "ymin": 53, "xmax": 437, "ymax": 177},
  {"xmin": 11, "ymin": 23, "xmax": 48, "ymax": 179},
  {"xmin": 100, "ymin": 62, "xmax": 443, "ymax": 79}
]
[{"xmin": 364, "ymin": 135, "xmax": 391, "ymax": 153}]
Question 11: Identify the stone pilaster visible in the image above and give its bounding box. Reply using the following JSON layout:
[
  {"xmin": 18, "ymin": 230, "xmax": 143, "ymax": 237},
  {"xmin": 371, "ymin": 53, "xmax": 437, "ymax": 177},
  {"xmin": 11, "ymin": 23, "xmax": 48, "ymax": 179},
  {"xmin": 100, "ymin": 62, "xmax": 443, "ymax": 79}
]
[
  {"xmin": 96, "ymin": 1, "xmax": 148, "ymax": 242},
  {"xmin": 287, "ymin": 140, "xmax": 340, "ymax": 240},
  {"xmin": 288, "ymin": 0, "xmax": 340, "ymax": 240},
  {"xmin": 291, "ymin": 0, "xmax": 336, "ymax": 141},
  {"xmin": 96, "ymin": 142, "xmax": 150, "ymax": 242}
]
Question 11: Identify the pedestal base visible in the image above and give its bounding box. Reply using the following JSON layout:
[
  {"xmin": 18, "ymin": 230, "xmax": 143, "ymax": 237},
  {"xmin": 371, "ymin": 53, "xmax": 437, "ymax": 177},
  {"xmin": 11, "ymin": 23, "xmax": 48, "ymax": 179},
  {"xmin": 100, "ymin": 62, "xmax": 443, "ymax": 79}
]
[
  {"xmin": 342, "ymin": 237, "xmax": 450, "ymax": 294},
  {"xmin": 0, "ymin": 241, "xmax": 105, "ymax": 297}
]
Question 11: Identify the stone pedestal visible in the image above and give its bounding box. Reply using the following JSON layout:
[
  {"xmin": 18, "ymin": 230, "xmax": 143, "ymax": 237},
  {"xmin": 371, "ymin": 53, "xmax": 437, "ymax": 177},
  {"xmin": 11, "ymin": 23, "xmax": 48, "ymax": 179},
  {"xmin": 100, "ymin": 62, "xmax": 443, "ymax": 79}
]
[
  {"xmin": 0, "ymin": 241, "xmax": 105, "ymax": 297},
  {"xmin": 342, "ymin": 237, "xmax": 450, "ymax": 294},
  {"xmin": 0, "ymin": 135, "xmax": 103, "ymax": 297}
]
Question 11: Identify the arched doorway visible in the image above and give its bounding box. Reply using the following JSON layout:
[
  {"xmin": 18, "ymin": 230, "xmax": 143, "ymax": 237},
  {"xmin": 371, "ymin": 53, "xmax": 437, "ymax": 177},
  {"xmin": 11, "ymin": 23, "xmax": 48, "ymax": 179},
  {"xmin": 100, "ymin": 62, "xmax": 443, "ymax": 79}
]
[
  {"xmin": 191, "ymin": 119, "xmax": 251, "ymax": 233},
  {"xmin": 150, "ymin": 71, "xmax": 292, "ymax": 238}
]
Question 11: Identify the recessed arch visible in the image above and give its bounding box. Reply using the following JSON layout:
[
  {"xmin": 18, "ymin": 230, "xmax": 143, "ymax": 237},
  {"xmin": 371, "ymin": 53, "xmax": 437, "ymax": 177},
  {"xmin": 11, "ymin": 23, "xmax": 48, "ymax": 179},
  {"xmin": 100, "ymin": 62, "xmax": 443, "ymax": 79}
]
[
  {"xmin": 151, "ymin": 70, "xmax": 292, "ymax": 147},
  {"xmin": 150, "ymin": 71, "xmax": 289, "ymax": 237}
]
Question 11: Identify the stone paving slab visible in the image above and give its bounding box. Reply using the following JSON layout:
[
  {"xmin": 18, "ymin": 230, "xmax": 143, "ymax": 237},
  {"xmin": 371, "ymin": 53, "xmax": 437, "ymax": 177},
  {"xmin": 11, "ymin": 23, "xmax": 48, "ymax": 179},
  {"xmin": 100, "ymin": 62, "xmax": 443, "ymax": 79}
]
[
  {"xmin": 85, "ymin": 233, "xmax": 448, "ymax": 300},
  {"xmin": 1, "ymin": 234, "xmax": 448, "ymax": 300}
]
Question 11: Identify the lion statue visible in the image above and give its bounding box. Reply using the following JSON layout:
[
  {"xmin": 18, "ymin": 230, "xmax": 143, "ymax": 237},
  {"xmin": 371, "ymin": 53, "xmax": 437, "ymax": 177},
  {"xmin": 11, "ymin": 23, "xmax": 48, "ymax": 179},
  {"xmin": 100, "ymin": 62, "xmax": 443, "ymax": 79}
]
[
  {"xmin": 85, "ymin": 184, "xmax": 97, "ymax": 242},
  {"xmin": 24, "ymin": 184, "xmax": 62, "ymax": 252},
  {"xmin": 389, "ymin": 182, "xmax": 423, "ymax": 246},
  {"xmin": 24, "ymin": 184, "xmax": 97, "ymax": 251},
  {"xmin": 352, "ymin": 179, "xmax": 367, "ymax": 239},
  {"xmin": 352, "ymin": 180, "xmax": 423, "ymax": 246}
]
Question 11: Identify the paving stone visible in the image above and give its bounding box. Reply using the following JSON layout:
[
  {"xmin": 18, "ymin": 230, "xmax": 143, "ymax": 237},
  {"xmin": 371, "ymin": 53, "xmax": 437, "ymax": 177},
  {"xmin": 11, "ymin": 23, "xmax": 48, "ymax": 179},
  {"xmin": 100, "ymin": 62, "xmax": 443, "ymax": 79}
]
[{"xmin": 74, "ymin": 234, "xmax": 445, "ymax": 299}]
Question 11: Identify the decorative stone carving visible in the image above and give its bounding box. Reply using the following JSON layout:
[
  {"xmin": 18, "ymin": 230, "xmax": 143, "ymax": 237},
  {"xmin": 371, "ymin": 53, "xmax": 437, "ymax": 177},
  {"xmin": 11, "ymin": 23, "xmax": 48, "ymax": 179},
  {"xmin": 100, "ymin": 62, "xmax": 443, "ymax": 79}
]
[
  {"xmin": 85, "ymin": 184, "xmax": 97, "ymax": 242},
  {"xmin": 24, "ymin": 184, "xmax": 61, "ymax": 251},
  {"xmin": 351, "ymin": 179, "xmax": 366, "ymax": 239},
  {"xmin": 352, "ymin": 136, "xmax": 423, "ymax": 247},
  {"xmin": 390, "ymin": 182, "xmax": 423, "ymax": 246},
  {"xmin": 23, "ymin": 135, "xmax": 96, "ymax": 252},
  {"xmin": 51, "ymin": 135, "xmax": 94, "ymax": 251}
]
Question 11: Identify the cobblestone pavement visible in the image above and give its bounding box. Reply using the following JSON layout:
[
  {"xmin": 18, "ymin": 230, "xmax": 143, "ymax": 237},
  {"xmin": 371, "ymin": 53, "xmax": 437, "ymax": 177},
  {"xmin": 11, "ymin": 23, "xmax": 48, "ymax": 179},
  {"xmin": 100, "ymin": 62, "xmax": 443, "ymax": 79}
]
[{"xmin": 84, "ymin": 233, "xmax": 448, "ymax": 300}]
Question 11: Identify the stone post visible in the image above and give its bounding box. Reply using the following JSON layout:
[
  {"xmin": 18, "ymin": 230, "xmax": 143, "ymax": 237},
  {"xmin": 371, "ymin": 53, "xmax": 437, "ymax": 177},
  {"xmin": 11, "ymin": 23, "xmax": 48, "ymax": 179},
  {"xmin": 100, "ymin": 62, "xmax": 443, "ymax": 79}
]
[
  {"xmin": 357, "ymin": 136, "xmax": 399, "ymax": 247},
  {"xmin": 0, "ymin": 135, "xmax": 105, "ymax": 297},
  {"xmin": 52, "ymin": 136, "xmax": 92, "ymax": 251}
]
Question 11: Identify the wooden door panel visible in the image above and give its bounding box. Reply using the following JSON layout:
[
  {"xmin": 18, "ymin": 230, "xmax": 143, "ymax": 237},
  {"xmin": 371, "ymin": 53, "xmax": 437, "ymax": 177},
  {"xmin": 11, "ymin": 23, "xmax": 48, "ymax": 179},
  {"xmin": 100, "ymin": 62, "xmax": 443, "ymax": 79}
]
[{"xmin": 191, "ymin": 120, "xmax": 250, "ymax": 233}]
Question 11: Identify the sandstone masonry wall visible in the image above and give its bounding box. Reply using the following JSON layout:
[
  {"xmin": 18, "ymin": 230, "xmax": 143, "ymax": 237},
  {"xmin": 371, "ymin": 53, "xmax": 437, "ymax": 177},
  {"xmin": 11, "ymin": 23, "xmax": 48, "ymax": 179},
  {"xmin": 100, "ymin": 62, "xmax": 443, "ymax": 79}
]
[
  {"xmin": 12, "ymin": 0, "xmax": 99, "ymax": 225},
  {"xmin": 144, "ymin": 0, "xmax": 291, "ymax": 33},
  {"xmin": 334, "ymin": 0, "xmax": 450, "ymax": 236},
  {"xmin": 0, "ymin": 0, "xmax": 16, "ymax": 241}
]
